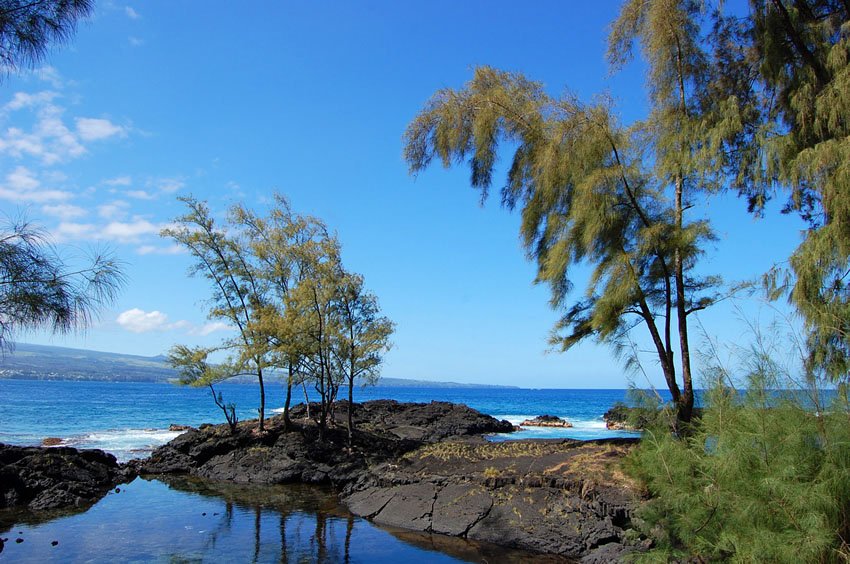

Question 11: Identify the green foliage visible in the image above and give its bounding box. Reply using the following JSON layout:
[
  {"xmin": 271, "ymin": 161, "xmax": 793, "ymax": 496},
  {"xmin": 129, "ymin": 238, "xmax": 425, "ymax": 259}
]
[
  {"xmin": 163, "ymin": 197, "xmax": 273, "ymax": 431},
  {"xmin": 163, "ymin": 195, "xmax": 394, "ymax": 435},
  {"xmin": 0, "ymin": 216, "xmax": 123, "ymax": 352},
  {"xmin": 628, "ymin": 341, "xmax": 850, "ymax": 562},
  {"xmin": 402, "ymin": 1, "xmax": 751, "ymax": 422},
  {"xmin": 712, "ymin": 1, "xmax": 850, "ymax": 380},
  {"xmin": 0, "ymin": 0, "xmax": 94, "ymax": 79},
  {"xmin": 167, "ymin": 344, "xmax": 238, "ymax": 433}
]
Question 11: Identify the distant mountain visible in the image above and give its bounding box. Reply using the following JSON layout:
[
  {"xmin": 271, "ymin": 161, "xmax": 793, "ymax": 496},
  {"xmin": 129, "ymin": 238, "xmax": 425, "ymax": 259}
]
[
  {"xmin": 1, "ymin": 342, "xmax": 178, "ymax": 382},
  {"xmin": 0, "ymin": 343, "xmax": 515, "ymax": 388}
]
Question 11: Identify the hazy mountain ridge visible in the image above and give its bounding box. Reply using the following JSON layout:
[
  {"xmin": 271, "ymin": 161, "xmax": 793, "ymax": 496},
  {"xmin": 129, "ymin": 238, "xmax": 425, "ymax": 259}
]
[{"xmin": 0, "ymin": 343, "xmax": 515, "ymax": 388}]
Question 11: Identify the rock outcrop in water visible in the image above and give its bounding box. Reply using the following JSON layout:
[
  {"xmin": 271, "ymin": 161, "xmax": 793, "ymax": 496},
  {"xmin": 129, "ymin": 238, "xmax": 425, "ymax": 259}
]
[
  {"xmin": 137, "ymin": 399, "xmax": 645, "ymax": 561},
  {"xmin": 0, "ymin": 444, "xmax": 134, "ymax": 511},
  {"xmin": 520, "ymin": 414, "xmax": 573, "ymax": 427}
]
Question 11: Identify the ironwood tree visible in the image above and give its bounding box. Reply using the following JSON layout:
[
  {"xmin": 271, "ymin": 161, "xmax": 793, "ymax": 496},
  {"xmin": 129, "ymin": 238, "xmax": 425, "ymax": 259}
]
[
  {"xmin": 0, "ymin": 217, "xmax": 123, "ymax": 352},
  {"xmin": 403, "ymin": 0, "xmax": 741, "ymax": 425},
  {"xmin": 0, "ymin": 0, "xmax": 93, "ymax": 79}
]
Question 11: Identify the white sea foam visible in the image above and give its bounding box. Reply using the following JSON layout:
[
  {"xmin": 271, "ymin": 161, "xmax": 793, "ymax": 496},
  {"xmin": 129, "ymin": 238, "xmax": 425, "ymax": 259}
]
[
  {"xmin": 492, "ymin": 414, "xmax": 633, "ymax": 441},
  {"xmin": 63, "ymin": 428, "xmax": 182, "ymax": 462}
]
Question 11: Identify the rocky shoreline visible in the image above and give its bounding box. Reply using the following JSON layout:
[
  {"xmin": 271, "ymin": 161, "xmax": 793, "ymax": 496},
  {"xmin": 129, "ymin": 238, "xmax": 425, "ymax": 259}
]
[
  {"xmin": 2, "ymin": 400, "xmax": 646, "ymax": 561},
  {"xmin": 0, "ymin": 444, "xmax": 133, "ymax": 512}
]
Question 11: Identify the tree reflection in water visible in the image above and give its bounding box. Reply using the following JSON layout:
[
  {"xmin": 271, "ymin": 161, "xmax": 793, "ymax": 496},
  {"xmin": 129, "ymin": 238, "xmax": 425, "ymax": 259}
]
[{"xmin": 0, "ymin": 476, "xmax": 571, "ymax": 563}]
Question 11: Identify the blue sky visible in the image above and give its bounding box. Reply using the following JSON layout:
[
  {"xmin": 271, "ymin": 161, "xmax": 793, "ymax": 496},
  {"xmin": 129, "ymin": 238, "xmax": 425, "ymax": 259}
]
[{"xmin": 4, "ymin": 1, "xmax": 807, "ymax": 388}]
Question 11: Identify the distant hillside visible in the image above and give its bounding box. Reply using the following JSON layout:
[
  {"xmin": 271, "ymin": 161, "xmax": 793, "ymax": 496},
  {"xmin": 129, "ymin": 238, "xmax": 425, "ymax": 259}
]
[
  {"xmin": 0, "ymin": 342, "xmax": 177, "ymax": 382},
  {"xmin": 0, "ymin": 343, "xmax": 515, "ymax": 388}
]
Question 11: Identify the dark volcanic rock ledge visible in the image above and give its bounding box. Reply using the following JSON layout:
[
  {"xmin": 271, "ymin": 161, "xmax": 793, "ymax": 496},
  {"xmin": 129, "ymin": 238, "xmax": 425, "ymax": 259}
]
[
  {"xmin": 136, "ymin": 400, "xmax": 514, "ymax": 485},
  {"xmin": 0, "ymin": 444, "xmax": 133, "ymax": 511},
  {"xmin": 342, "ymin": 438, "xmax": 643, "ymax": 562}
]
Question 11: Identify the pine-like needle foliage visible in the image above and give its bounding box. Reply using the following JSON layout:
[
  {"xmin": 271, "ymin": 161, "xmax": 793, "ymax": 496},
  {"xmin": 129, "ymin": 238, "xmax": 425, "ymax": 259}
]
[
  {"xmin": 0, "ymin": 217, "xmax": 123, "ymax": 351},
  {"xmin": 629, "ymin": 331, "xmax": 850, "ymax": 562},
  {"xmin": 403, "ymin": 0, "xmax": 743, "ymax": 423},
  {"xmin": 0, "ymin": 0, "xmax": 94, "ymax": 78},
  {"xmin": 715, "ymin": 1, "xmax": 850, "ymax": 379}
]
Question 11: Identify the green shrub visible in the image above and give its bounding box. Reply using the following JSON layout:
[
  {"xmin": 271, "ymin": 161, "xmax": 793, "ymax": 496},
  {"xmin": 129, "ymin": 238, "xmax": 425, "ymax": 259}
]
[{"xmin": 628, "ymin": 355, "xmax": 850, "ymax": 562}]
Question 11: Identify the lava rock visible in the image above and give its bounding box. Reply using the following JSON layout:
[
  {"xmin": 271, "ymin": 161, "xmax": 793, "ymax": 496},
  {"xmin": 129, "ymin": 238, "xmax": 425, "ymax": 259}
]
[{"xmin": 0, "ymin": 443, "xmax": 135, "ymax": 511}]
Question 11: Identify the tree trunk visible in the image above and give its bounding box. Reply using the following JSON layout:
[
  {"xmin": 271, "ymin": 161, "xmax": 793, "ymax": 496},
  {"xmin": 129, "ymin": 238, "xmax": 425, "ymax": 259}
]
[
  {"xmin": 674, "ymin": 175, "xmax": 694, "ymax": 426},
  {"xmin": 283, "ymin": 364, "xmax": 293, "ymax": 431},
  {"xmin": 302, "ymin": 381, "xmax": 311, "ymax": 419},
  {"xmin": 347, "ymin": 377, "xmax": 354, "ymax": 446},
  {"xmin": 257, "ymin": 365, "xmax": 266, "ymax": 433}
]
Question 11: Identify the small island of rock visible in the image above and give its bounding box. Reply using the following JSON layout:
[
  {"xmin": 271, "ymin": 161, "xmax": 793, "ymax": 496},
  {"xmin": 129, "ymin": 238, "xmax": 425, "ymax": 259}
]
[{"xmin": 520, "ymin": 414, "xmax": 573, "ymax": 428}]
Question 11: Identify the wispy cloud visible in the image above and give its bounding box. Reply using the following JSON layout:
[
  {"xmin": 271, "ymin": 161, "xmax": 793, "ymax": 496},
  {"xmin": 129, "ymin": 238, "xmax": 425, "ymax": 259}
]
[
  {"xmin": 41, "ymin": 203, "xmax": 87, "ymax": 220},
  {"xmin": 104, "ymin": 175, "xmax": 132, "ymax": 186},
  {"xmin": 76, "ymin": 117, "xmax": 126, "ymax": 141},
  {"xmin": 128, "ymin": 36, "xmax": 144, "ymax": 47},
  {"xmin": 155, "ymin": 177, "xmax": 184, "ymax": 193},
  {"xmin": 101, "ymin": 218, "xmax": 161, "ymax": 242},
  {"xmin": 0, "ymin": 90, "xmax": 128, "ymax": 165},
  {"xmin": 192, "ymin": 321, "xmax": 231, "ymax": 336},
  {"xmin": 54, "ymin": 217, "xmax": 164, "ymax": 244},
  {"xmin": 116, "ymin": 308, "xmax": 231, "ymax": 336},
  {"xmin": 97, "ymin": 200, "xmax": 130, "ymax": 220},
  {"xmin": 136, "ymin": 243, "xmax": 185, "ymax": 256},
  {"xmin": 0, "ymin": 166, "xmax": 73, "ymax": 203},
  {"xmin": 126, "ymin": 189, "xmax": 155, "ymax": 200},
  {"xmin": 124, "ymin": 6, "xmax": 140, "ymax": 19}
]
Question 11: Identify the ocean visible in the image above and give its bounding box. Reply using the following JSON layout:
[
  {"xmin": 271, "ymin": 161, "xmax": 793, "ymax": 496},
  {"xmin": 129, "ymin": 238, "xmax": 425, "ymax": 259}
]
[
  {"xmin": 0, "ymin": 380, "xmax": 645, "ymax": 460},
  {"xmin": 0, "ymin": 379, "xmax": 648, "ymax": 562}
]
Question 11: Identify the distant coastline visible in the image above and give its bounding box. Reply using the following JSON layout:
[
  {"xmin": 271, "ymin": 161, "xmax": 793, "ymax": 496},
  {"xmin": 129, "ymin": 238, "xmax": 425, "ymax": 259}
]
[{"xmin": 0, "ymin": 343, "xmax": 517, "ymax": 389}]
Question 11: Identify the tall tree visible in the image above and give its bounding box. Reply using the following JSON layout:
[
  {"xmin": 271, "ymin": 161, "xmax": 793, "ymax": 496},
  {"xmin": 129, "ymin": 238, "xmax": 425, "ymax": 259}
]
[
  {"xmin": 714, "ymin": 1, "xmax": 850, "ymax": 378},
  {"xmin": 403, "ymin": 1, "xmax": 734, "ymax": 424},
  {"xmin": 162, "ymin": 197, "xmax": 271, "ymax": 433},
  {"xmin": 232, "ymin": 194, "xmax": 331, "ymax": 431},
  {"xmin": 0, "ymin": 217, "xmax": 123, "ymax": 352},
  {"xmin": 333, "ymin": 272, "xmax": 394, "ymax": 444},
  {"xmin": 284, "ymin": 233, "xmax": 346, "ymax": 437},
  {"xmin": 0, "ymin": 0, "xmax": 93, "ymax": 80}
]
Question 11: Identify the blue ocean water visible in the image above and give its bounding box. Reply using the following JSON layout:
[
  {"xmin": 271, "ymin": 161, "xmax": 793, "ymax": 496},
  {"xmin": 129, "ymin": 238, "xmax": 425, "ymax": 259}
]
[{"xmin": 0, "ymin": 379, "xmax": 647, "ymax": 461}]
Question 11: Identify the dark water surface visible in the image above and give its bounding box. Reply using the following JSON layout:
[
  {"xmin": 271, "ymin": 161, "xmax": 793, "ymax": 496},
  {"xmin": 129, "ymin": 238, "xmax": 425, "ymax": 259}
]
[{"xmin": 0, "ymin": 476, "xmax": 570, "ymax": 563}]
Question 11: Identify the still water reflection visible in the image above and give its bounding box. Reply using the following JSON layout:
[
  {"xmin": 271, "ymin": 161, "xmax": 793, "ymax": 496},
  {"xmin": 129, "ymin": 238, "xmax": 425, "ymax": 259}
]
[{"xmin": 0, "ymin": 476, "xmax": 569, "ymax": 563}]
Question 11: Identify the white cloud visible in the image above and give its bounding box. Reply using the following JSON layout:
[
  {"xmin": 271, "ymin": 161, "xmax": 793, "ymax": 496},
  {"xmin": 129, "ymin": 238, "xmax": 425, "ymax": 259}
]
[
  {"xmin": 76, "ymin": 117, "xmax": 125, "ymax": 141},
  {"xmin": 101, "ymin": 218, "xmax": 160, "ymax": 242},
  {"xmin": 125, "ymin": 6, "xmax": 140, "ymax": 19},
  {"xmin": 193, "ymin": 321, "xmax": 231, "ymax": 336},
  {"xmin": 35, "ymin": 67, "xmax": 64, "ymax": 88},
  {"xmin": 3, "ymin": 91, "xmax": 58, "ymax": 112},
  {"xmin": 97, "ymin": 200, "xmax": 130, "ymax": 220},
  {"xmin": 54, "ymin": 221, "xmax": 97, "ymax": 240},
  {"xmin": 53, "ymin": 217, "xmax": 163, "ymax": 244},
  {"xmin": 126, "ymin": 189, "xmax": 155, "ymax": 200},
  {"xmin": 128, "ymin": 37, "xmax": 144, "ymax": 47},
  {"xmin": 7, "ymin": 165, "xmax": 38, "ymax": 190},
  {"xmin": 104, "ymin": 175, "xmax": 132, "ymax": 186},
  {"xmin": 0, "ymin": 93, "xmax": 92, "ymax": 164},
  {"xmin": 0, "ymin": 166, "xmax": 73, "ymax": 203},
  {"xmin": 116, "ymin": 309, "xmax": 230, "ymax": 336},
  {"xmin": 41, "ymin": 203, "xmax": 87, "ymax": 220},
  {"xmin": 156, "ymin": 177, "xmax": 184, "ymax": 193},
  {"xmin": 136, "ymin": 243, "xmax": 185, "ymax": 256},
  {"xmin": 116, "ymin": 308, "xmax": 170, "ymax": 333}
]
